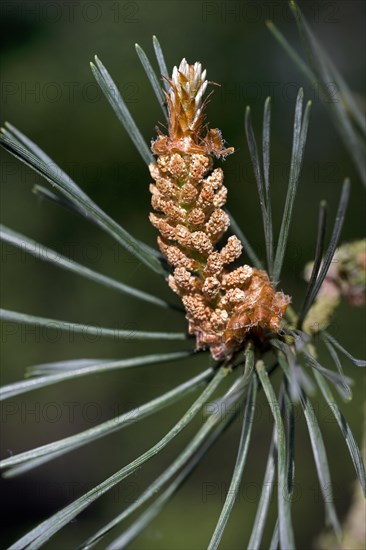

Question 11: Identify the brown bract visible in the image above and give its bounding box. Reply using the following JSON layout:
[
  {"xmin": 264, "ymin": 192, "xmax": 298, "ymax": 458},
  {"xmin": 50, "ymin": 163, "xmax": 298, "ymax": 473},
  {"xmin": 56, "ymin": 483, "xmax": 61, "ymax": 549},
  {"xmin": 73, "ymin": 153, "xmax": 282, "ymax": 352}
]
[{"xmin": 149, "ymin": 59, "xmax": 290, "ymax": 360}]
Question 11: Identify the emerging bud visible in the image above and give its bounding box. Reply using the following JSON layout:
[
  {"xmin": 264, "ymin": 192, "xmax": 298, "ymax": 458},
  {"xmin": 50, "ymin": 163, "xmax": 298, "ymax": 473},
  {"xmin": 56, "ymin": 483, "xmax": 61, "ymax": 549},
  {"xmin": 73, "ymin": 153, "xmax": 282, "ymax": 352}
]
[{"xmin": 152, "ymin": 59, "xmax": 234, "ymax": 158}]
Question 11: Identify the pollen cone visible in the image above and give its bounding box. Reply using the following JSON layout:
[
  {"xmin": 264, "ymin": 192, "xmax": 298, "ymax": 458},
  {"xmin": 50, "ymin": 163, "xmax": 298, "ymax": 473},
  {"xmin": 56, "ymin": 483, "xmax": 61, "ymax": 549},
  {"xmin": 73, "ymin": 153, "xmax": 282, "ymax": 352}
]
[{"xmin": 149, "ymin": 59, "xmax": 290, "ymax": 360}]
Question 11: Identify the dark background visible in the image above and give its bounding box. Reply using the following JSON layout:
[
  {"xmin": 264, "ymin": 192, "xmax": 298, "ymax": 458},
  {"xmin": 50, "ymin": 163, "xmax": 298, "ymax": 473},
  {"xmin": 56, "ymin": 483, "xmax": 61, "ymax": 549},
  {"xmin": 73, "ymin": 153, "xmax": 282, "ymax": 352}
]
[{"xmin": 1, "ymin": 1, "xmax": 365, "ymax": 548}]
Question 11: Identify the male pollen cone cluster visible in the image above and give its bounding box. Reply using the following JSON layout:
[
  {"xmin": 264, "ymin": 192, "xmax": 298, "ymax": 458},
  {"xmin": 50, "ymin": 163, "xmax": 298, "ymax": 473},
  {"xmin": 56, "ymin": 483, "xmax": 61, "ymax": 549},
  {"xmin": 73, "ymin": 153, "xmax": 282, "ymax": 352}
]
[{"xmin": 149, "ymin": 59, "xmax": 290, "ymax": 360}]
